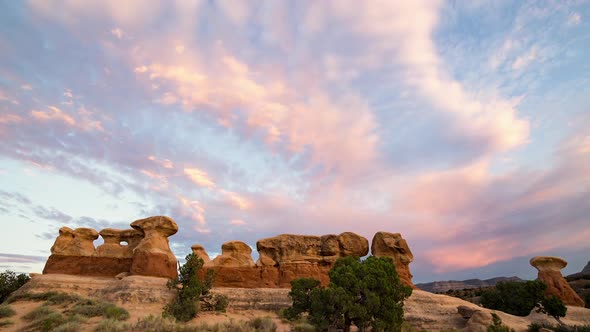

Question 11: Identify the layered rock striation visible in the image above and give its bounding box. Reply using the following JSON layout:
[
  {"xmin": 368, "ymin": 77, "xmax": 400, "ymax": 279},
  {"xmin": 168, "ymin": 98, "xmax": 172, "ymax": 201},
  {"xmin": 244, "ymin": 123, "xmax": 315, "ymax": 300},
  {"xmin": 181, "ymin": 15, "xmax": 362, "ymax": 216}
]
[
  {"xmin": 197, "ymin": 231, "xmax": 415, "ymax": 288},
  {"xmin": 530, "ymin": 256, "xmax": 585, "ymax": 307},
  {"xmin": 43, "ymin": 216, "xmax": 178, "ymax": 279}
]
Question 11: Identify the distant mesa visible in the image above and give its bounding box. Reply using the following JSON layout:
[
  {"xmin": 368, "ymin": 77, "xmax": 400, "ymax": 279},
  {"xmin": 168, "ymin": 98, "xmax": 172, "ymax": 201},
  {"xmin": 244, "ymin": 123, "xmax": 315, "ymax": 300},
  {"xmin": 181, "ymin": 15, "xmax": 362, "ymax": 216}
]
[
  {"xmin": 42, "ymin": 216, "xmax": 416, "ymax": 288},
  {"xmin": 530, "ymin": 255, "xmax": 585, "ymax": 307},
  {"xmin": 416, "ymin": 276, "xmax": 524, "ymax": 293},
  {"xmin": 567, "ymin": 261, "xmax": 590, "ymax": 279}
]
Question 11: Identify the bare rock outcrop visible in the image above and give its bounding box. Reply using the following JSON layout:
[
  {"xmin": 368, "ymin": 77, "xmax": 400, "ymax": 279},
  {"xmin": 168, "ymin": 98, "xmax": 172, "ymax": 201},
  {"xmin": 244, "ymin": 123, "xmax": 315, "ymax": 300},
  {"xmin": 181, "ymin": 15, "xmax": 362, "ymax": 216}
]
[
  {"xmin": 201, "ymin": 232, "xmax": 369, "ymax": 288},
  {"xmin": 96, "ymin": 228, "xmax": 143, "ymax": 258},
  {"xmin": 256, "ymin": 232, "xmax": 369, "ymax": 266},
  {"xmin": 530, "ymin": 256, "xmax": 584, "ymax": 307},
  {"xmin": 50, "ymin": 227, "xmax": 99, "ymax": 256},
  {"xmin": 191, "ymin": 244, "xmax": 211, "ymax": 263},
  {"xmin": 130, "ymin": 216, "xmax": 179, "ymax": 279},
  {"xmin": 207, "ymin": 241, "xmax": 255, "ymax": 268},
  {"xmin": 371, "ymin": 231, "xmax": 415, "ymax": 287}
]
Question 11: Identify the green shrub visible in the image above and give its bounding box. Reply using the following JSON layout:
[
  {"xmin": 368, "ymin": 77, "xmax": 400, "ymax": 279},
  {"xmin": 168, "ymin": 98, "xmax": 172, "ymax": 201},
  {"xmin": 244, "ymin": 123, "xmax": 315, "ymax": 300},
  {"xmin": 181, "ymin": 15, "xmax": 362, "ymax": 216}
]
[
  {"xmin": 481, "ymin": 281, "xmax": 547, "ymax": 316},
  {"xmin": 284, "ymin": 278, "xmax": 321, "ymax": 320},
  {"xmin": 0, "ymin": 319, "xmax": 14, "ymax": 328},
  {"xmin": 28, "ymin": 312, "xmax": 67, "ymax": 332},
  {"xmin": 248, "ymin": 317, "xmax": 277, "ymax": 331},
  {"xmin": 0, "ymin": 304, "xmax": 15, "ymax": 318},
  {"xmin": 23, "ymin": 304, "xmax": 55, "ymax": 321},
  {"xmin": 67, "ymin": 298, "xmax": 129, "ymax": 320},
  {"xmin": 487, "ymin": 313, "xmax": 515, "ymax": 332},
  {"xmin": 164, "ymin": 253, "xmax": 217, "ymax": 322},
  {"xmin": 213, "ymin": 294, "xmax": 229, "ymax": 312},
  {"xmin": 0, "ymin": 270, "xmax": 30, "ymax": 303},
  {"xmin": 52, "ymin": 321, "xmax": 83, "ymax": 332},
  {"xmin": 104, "ymin": 304, "xmax": 130, "ymax": 321},
  {"xmin": 291, "ymin": 321, "xmax": 316, "ymax": 332},
  {"xmin": 94, "ymin": 318, "xmax": 129, "ymax": 332},
  {"xmin": 287, "ymin": 256, "xmax": 412, "ymax": 332},
  {"xmin": 537, "ymin": 295, "xmax": 567, "ymax": 324}
]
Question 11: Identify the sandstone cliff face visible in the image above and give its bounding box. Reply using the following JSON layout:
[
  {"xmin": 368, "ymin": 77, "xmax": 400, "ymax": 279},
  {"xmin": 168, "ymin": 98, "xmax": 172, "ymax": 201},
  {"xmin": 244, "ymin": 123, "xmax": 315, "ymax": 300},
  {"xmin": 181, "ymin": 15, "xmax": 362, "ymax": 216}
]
[
  {"xmin": 371, "ymin": 232, "xmax": 415, "ymax": 287},
  {"xmin": 530, "ymin": 256, "xmax": 585, "ymax": 307},
  {"xmin": 43, "ymin": 215, "xmax": 178, "ymax": 279}
]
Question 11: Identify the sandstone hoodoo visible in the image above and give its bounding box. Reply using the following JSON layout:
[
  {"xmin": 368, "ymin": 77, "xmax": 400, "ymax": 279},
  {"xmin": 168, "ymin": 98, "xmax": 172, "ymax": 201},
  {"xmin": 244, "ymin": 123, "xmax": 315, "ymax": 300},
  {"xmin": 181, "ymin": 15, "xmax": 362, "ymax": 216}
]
[
  {"xmin": 191, "ymin": 244, "xmax": 211, "ymax": 263},
  {"xmin": 530, "ymin": 256, "xmax": 585, "ymax": 307},
  {"xmin": 206, "ymin": 241, "xmax": 255, "ymax": 268},
  {"xmin": 129, "ymin": 216, "xmax": 179, "ymax": 279},
  {"xmin": 43, "ymin": 215, "xmax": 179, "ymax": 279},
  {"xmin": 371, "ymin": 231, "xmax": 415, "ymax": 287},
  {"xmin": 198, "ymin": 231, "xmax": 415, "ymax": 288}
]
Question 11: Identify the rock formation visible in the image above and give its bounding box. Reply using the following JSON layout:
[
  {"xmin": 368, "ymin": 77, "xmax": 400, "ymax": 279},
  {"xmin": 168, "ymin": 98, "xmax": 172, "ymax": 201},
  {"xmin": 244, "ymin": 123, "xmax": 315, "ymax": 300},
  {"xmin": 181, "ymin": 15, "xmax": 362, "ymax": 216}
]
[
  {"xmin": 191, "ymin": 244, "xmax": 211, "ymax": 263},
  {"xmin": 96, "ymin": 228, "xmax": 143, "ymax": 258},
  {"xmin": 530, "ymin": 256, "xmax": 585, "ymax": 307},
  {"xmin": 207, "ymin": 241, "xmax": 255, "ymax": 268},
  {"xmin": 198, "ymin": 231, "xmax": 414, "ymax": 289},
  {"xmin": 129, "ymin": 216, "xmax": 179, "ymax": 279},
  {"xmin": 43, "ymin": 215, "xmax": 178, "ymax": 279},
  {"xmin": 50, "ymin": 227, "xmax": 99, "ymax": 256},
  {"xmin": 371, "ymin": 232, "xmax": 415, "ymax": 287}
]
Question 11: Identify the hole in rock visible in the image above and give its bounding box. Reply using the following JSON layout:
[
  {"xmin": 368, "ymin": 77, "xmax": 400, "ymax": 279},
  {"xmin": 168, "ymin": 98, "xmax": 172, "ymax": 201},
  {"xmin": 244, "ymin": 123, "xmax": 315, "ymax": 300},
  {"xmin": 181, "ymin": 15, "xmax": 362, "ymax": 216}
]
[{"xmin": 120, "ymin": 241, "xmax": 128, "ymax": 246}]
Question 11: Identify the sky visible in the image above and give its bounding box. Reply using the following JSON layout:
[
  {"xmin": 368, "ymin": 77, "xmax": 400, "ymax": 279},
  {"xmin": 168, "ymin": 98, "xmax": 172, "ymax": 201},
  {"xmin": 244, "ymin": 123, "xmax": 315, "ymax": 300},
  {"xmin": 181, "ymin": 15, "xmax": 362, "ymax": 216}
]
[{"xmin": 0, "ymin": 0, "xmax": 589, "ymax": 283}]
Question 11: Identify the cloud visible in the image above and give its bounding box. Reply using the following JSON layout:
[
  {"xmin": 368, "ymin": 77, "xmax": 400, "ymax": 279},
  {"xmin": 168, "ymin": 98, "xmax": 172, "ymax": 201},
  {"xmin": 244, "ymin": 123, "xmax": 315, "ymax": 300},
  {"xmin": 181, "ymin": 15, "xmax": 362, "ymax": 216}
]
[
  {"xmin": 31, "ymin": 106, "xmax": 76, "ymax": 126},
  {"xmin": 567, "ymin": 12, "xmax": 581, "ymax": 26},
  {"xmin": 32, "ymin": 206, "xmax": 73, "ymax": 223},
  {"xmin": 512, "ymin": 47, "xmax": 538, "ymax": 70},
  {"xmin": 0, "ymin": 253, "xmax": 47, "ymax": 264},
  {"xmin": 110, "ymin": 28, "xmax": 123, "ymax": 39},
  {"xmin": 184, "ymin": 168, "xmax": 216, "ymax": 189}
]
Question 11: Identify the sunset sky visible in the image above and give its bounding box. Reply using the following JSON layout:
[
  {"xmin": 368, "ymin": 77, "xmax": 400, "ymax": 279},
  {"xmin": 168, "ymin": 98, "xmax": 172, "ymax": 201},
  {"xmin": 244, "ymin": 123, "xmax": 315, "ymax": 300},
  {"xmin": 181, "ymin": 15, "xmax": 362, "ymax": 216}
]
[{"xmin": 1, "ymin": 1, "xmax": 589, "ymax": 283}]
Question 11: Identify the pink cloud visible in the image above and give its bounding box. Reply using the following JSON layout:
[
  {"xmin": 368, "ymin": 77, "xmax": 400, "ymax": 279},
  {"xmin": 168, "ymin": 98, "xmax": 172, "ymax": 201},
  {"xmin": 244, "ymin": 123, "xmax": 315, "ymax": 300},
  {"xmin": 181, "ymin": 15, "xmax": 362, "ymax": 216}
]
[
  {"xmin": 31, "ymin": 106, "xmax": 76, "ymax": 126},
  {"xmin": 0, "ymin": 114, "xmax": 23, "ymax": 124},
  {"xmin": 184, "ymin": 167, "xmax": 216, "ymax": 189}
]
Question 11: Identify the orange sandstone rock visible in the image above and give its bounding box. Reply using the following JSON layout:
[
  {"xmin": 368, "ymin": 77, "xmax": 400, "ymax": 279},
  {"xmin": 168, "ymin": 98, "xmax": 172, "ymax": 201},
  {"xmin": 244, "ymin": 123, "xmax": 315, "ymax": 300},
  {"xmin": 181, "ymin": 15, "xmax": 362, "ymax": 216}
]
[
  {"xmin": 530, "ymin": 256, "xmax": 584, "ymax": 307},
  {"xmin": 191, "ymin": 244, "xmax": 211, "ymax": 263},
  {"xmin": 129, "ymin": 216, "xmax": 178, "ymax": 279},
  {"xmin": 371, "ymin": 231, "xmax": 415, "ymax": 287},
  {"xmin": 96, "ymin": 228, "xmax": 143, "ymax": 258}
]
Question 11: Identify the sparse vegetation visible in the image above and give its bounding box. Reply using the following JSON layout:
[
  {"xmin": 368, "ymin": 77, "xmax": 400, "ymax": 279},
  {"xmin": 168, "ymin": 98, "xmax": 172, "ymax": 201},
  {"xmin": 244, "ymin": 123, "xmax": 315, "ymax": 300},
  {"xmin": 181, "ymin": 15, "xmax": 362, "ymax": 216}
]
[
  {"xmin": 23, "ymin": 304, "xmax": 55, "ymax": 321},
  {"xmin": 0, "ymin": 270, "xmax": 30, "ymax": 303},
  {"xmin": 13, "ymin": 291, "xmax": 129, "ymax": 331},
  {"xmin": 8, "ymin": 291, "xmax": 81, "ymax": 304},
  {"xmin": 68, "ymin": 298, "xmax": 129, "ymax": 320},
  {"xmin": 164, "ymin": 253, "xmax": 219, "ymax": 322},
  {"xmin": 123, "ymin": 315, "xmax": 278, "ymax": 331},
  {"xmin": 94, "ymin": 318, "xmax": 128, "ymax": 332},
  {"xmin": 286, "ymin": 256, "xmax": 413, "ymax": 332},
  {"xmin": 527, "ymin": 322, "xmax": 590, "ymax": 332},
  {"xmin": 0, "ymin": 304, "xmax": 15, "ymax": 318},
  {"xmin": 487, "ymin": 313, "xmax": 515, "ymax": 332}
]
